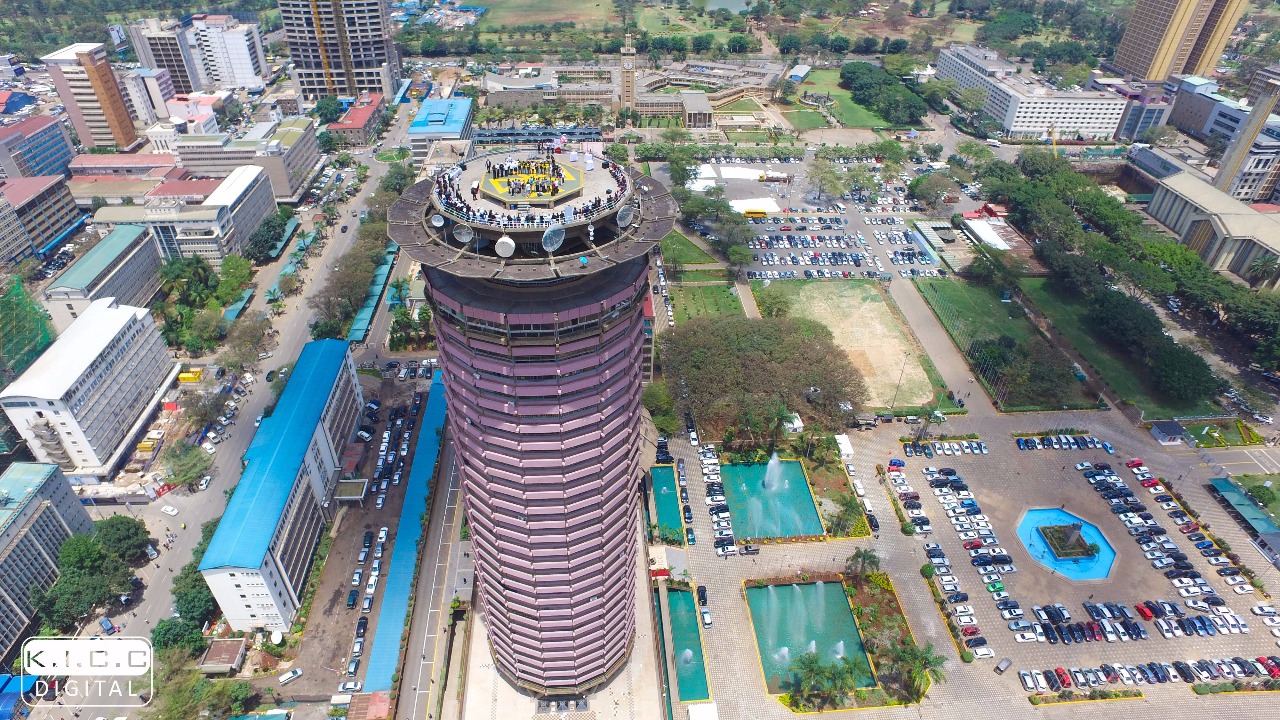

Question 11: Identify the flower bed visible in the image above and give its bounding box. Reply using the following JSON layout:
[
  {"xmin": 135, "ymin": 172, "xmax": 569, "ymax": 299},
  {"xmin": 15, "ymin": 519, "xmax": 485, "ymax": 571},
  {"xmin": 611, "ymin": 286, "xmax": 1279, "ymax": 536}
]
[{"xmin": 1029, "ymin": 689, "xmax": 1143, "ymax": 705}]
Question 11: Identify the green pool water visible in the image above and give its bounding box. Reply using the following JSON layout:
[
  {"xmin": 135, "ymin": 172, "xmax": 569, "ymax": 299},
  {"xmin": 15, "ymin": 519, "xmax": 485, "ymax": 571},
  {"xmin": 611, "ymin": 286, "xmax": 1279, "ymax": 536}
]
[
  {"xmin": 668, "ymin": 589, "xmax": 711, "ymax": 702},
  {"xmin": 651, "ymin": 466, "xmax": 684, "ymax": 535},
  {"xmin": 720, "ymin": 458, "xmax": 824, "ymax": 539},
  {"xmin": 745, "ymin": 582, "xmax": 875, "ymax": 693}
]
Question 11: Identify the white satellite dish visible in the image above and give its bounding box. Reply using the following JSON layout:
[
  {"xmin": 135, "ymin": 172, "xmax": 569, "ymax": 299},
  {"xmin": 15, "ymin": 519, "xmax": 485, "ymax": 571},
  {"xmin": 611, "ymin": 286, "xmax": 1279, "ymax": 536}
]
[
  {"xmin": 616, "ymin": 205, "xmax": 636, "ymax": 228},
  {"xmin": 495, "ymin": 235, "xmax": 516, "ymax": 258},
  {"xmin": 453, "ymin": 224, "xmax": 475, "ymax": 245},
  {"xmin": 270, "ymin": 630, "xmax": 283, "ymax": 645},
  {"xmin": 430, "ymin": 214, "xmax": 445, "ymax": 228},
  {"xmin": 541, "ymin": 224, "xmax": 565, "ymax": 253}
]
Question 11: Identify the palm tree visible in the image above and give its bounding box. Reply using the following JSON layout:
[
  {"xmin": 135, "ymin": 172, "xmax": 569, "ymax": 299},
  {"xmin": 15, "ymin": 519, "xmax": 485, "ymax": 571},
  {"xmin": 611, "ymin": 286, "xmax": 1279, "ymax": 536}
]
[
  {"xmin": 389, "ymin": 277, "xmax": 411, "ymax": 305},
  {"xmin": 789, "ymin": 652, "xmax": 826, "ymax": 708},
  {"xmin": 845, "ymin": 548, "xmax": 880, "ymax": 581},
  {"xmin": 827, "ymin": 654, "xmax": 871, "ymax": 706},
  {"xmin": 1247, "ymin": 254, "xmax": 1279, "ymax": 287},
  {"xmin": 895, "ymin": 642, "xmax": 946, "ymax": 700},
  {"xmin": 764, "ymin": 400, "xmax": 790, "ymax": 452}
]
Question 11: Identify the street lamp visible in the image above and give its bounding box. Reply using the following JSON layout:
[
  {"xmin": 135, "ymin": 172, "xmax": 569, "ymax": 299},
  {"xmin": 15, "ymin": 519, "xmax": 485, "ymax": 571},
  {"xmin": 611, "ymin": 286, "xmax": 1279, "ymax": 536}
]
[{"xmin": 889, "ymin": 351, "xmax": 911, "ymax": 410}]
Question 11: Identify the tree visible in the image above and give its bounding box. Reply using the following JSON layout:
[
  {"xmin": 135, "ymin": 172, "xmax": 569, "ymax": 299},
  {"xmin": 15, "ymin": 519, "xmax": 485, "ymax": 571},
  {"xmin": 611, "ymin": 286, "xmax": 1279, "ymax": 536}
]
[
  {"xmin": 908, "ymin": 172, "xmax": 958, "ymax": 213},
  {"xmin": 1137, "ymin": 124, "xmax": 1179, "ymax": 147},
  {"xmin": 727, "ymin": 34, "xmax": 751, "ymax": 53},
  {"xmin": 213, "ymin": 254, "xmax": 253, "ymax": 305},
  {"xmin": 923, "ymin": 143, "xmax": 945, "ymax": 160},
  {"xmin": 886, "ymin": 1, "xmax": 910, "ymax": 30},
  {"xmin": 790, "ymin": 652, "xmax": 827, "ymax": 708},
  {"xmin": 151, "ymin": 618, "xmax": 206, "ymax": 653},
  {"xmin": 1247, "ymin": 254, "xmax": 1279, "ymax": 286},
  {"xmin": 895, "ymin": 642, "xmax": 947, "ymax": 700},
  {"xmin": 955, "ymin": 139, "xmax": 996, "ymax": 163},
  {"xmin": 181, "ymin": 392, "xmax": 225, "ymax": 429},
  {"xmin": 666, "ymin": 146, "xmax": 697, "ymax": 189},
  {"xmin": 807, "ymin": 158, "xmax": 845, "ymax": 202},
  {"xmin": 1205, "ymin": 133, "xmax": 1230, "ymax": 163},
  {"xmin": 953, "ymin": 86, "xmax": 988, "ymax": 120},
  {"xmin": 755, "ymin": 284, "xmax": 792, "ymax": 317},
  {"xmin": 605, "ymin": 143, "xmax": 630, "ymax": 165},
  {"xmin": 161, "ymin": 442, "xmax": 214, "ymax": 488},
  {"xmin": 726, "ymin": 245, "xmax": 753, "ymax": 277},
  {"xmin": 317, "ymin": 131, "xmax": 339, "ymax": 153},
  {"xmin": 219, "ymin": 314, "xmax": 272, "ymax": 372},
  {"xmin": 1149, "ymin": 342, "xmax": 1217, "ymax": 402},
  {"xmin": 94, "ymin": 516, "xmax": 152, "ymax": 564},
  {"xmin": 845, "ymin": 547, "xmax": 881, "ymax": 580},
  {"xmin": 90, "ymin": 196, "xmax": 109, "ymax": 213},
  {"xmin": 660, "ymin": 127, "xmax": 692, "ymax": 144},
  {"xmin": 314, "ymin": 96, "xmax": 343, "ymax": 124},
  {"xmin": 379, "ymin": 163, "xmax": 416, "ymax": 195},
  {"xmin": 244, "ymin": 214, "xmax": 287, "ymax": 263},
  {"xmin": 1251, "ymin": 484, "xmax": 1278, "ymax": 506},
  {"xmin": 778, "ymin": 35, "xmax": 803, "ymax": 54}
]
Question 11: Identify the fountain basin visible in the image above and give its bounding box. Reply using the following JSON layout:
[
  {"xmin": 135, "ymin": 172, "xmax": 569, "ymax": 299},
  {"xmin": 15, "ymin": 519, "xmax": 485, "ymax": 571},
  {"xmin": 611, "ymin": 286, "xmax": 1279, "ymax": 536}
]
[
  {"xmin": 668, "ymin": 588, "xmax": 711, "ymax": 701},
  {"xmin": 1015, "ymin": 508, "xmax": 1116, "ymax": 581},
  {"xmin": 720, "ymin": 459, "xmax": 824, "ymax": 540},
  {"xmin": 650, "ymin": 465, "xmax": 684, "ymax": 535},
  {"xmin": 745, "ymin": 582, "xmax": 875, "ymax": 694}
]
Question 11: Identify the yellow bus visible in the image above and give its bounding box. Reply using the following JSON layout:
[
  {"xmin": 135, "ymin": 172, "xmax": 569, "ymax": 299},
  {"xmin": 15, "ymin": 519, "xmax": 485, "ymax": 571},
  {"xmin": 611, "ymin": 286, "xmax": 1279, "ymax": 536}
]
[{"xmin": 743, "ymin": 210, "xmax": 767, "ymax": 219}]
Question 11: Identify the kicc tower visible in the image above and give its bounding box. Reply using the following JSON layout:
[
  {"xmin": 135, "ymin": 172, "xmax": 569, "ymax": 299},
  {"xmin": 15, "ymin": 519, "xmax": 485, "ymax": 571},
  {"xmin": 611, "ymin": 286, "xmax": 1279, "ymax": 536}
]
[{"xmin": 389, "ymin": 145, "xmax": 675, "ymax": 694}]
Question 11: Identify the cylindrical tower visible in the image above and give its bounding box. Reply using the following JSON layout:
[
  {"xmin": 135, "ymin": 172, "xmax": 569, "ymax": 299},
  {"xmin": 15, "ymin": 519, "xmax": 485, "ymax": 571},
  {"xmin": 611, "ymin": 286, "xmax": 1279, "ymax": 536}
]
[{"xmin": 389, "ymin": 147, "xmax": 675, "ymax": 695}]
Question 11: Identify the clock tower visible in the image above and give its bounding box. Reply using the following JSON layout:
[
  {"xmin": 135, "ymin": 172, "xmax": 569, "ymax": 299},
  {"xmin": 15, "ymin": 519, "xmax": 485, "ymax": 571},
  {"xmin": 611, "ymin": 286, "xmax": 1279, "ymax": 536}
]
[{"xmin": 620, "ymin": 33, "xmax": 637, "ymax": 112}]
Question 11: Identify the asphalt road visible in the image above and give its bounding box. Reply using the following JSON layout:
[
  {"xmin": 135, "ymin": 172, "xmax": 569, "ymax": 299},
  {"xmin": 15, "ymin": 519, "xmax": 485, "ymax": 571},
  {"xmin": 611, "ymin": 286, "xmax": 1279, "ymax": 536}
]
[{"xmin": 28, "ymin": 104, "xmax": 418, "ymax": 720}]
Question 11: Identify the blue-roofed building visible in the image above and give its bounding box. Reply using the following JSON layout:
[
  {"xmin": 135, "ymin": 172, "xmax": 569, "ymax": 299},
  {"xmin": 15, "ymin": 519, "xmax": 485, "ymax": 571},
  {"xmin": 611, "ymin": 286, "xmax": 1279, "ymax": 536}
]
[
  {"xmin": 408, "ymin": 98, "xmax": 473, "ymax": 160},
  {"xmin": 0, "ymin": 463, "xmax": 92, "ymax": 659},
  {"xmin": 200, "ymin": 340, "xmax": 363, "ymax": 632},
  {"xmin": 42, "ymin": 224, "xmax": 162, "ymax": 332}
]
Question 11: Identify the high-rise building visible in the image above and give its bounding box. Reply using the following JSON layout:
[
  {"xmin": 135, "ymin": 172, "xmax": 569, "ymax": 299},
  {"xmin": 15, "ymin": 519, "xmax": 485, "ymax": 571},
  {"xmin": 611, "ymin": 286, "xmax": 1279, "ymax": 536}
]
[
  {"xmin": 278, "ymin": 0, "xmax": 399, "ymax": 99},
  {"xmin": 1111, "ymin": 0, "xmax": 1248, "ymax": 81},
  {"xmin": 390, "ymin": 148, "xmax": 675, "ymax": 694},
  {"xmin": 0, "ymin": 116, "xmax": 75, "ymax": 180},
  {"xmin": 40, "ymin": 44, "xmax": 139, "ymax": 151},
  {"xmin": 0, "ymin": 463, "xmax": 94, "ymax": 659},
  {"xmin": 121, "ymin": 68, "xmax": 175, "ymax": 126},
  {"xmin": 191, "ymin": 14, "xmax": 268, "ymax": 91},
  {"xmin": 170, "ymin": 118, "xmax": 321, "ymax": 203},
  {"xmin": 0, "ymin": 176, "xmax": 84, "ymax": 262},
  {"xmin": 621, "ymin": 34, "xmax": 637, "ymax": 111},
  {"xmin": 0, "ymin": 298, "xmax": 178, "ymax": 479},
  {"xmin": 125, "ymin": 19, "xmax": 204, "ymax": 94}
]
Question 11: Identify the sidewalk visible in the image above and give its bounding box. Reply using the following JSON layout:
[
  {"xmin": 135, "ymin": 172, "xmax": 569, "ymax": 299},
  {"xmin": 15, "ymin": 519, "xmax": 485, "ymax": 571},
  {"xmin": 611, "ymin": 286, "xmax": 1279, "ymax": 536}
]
[{"xmin": 887, "ymin": 279, "xmax": 994, "ymax": 418}]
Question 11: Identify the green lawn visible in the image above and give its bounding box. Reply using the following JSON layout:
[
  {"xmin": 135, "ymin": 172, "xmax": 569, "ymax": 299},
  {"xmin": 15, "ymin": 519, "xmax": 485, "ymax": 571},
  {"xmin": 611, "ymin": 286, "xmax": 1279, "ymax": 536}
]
[
  {"xmin": 677, "ymin": 269, "xmax": 730, "ymax": 283},
  {"xmin": 716, "ymin": 98, "xmax": 762, "ymax": 114},
  {"xmin": 1238, "ymin": 474, "xmax": 1280, "ymax": 519},
  {"xmin": 478, "ymin": 0, "xmax": 612, "ymax": 27},
  {"xmin": 375, "ymin": 147, "xmax": 411, "ymax": 162},
  {"xmin": 782, "ymin": 110, "xmax": 829, "ymax": 132},
  {"xmin": 797, "ymin": 69, "xmax": 889, "ymax": 129},
  {"xmin": 1020, "ymin": 278, "xmax": 1221, "ymax": 419},
  {"xmin": 916, "ymin": 278, "xmax": 1035, "ymax": 347},
  {"xmin": 660, "ymin": 231, "xmax": 717, "ymax": 265},
  {"xmin": 671, "ymin": 284, "xmax": 743, "ymax": 323},
  {"xmin": 1182, "ymin": 421, "xmax": 1250, "ymax": 447}
]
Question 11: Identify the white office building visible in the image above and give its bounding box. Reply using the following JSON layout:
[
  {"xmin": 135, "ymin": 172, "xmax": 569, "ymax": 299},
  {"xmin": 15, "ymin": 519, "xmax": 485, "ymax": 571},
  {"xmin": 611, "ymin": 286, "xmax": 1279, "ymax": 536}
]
[
  {"xmin": 936, "ymin": 45, "xmax": 1129, "ymax": 140},
  {"xmin": 190, "ymin": 14, "xmax": 268, "ymax": 91},
  {"xmin": 92, "ymin": 165, "xmax": 276, "ymax": 267},
  {"xmin": 0, "ymin": 299, "xmax": 178, "ymax": 480},
  {"xmin": 0, "ymin": 463, "xmax": 94, "ymax": 659},
  {"xmin": 199, "ymin": 340, "xmax": 363, "ymax": 632}
]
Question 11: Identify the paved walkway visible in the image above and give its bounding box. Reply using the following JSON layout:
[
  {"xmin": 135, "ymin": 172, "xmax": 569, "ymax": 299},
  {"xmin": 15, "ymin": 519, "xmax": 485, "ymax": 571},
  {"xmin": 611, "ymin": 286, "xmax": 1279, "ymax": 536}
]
[{"xmin": 888, "ymin": 279, "xmax": 995, "ymax": 418}]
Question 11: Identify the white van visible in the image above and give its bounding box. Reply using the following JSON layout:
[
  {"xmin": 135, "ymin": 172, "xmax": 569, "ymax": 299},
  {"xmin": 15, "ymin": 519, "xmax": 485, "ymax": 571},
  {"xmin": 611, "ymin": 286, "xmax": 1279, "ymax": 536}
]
[{"xmin": 834, "ymin": 202, "xmax": 847, "ymax": 212}]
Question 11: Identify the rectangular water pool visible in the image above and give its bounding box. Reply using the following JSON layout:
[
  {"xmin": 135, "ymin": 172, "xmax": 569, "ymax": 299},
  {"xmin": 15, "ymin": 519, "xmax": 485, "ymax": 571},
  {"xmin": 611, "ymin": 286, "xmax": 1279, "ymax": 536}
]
[
  {"xmin": 745, "ymin": 582, "xmax": 874, "ymax": 693},
  {"xmin": 651, "ymin": 465, "xmax": 684, "ymax": 535},
  {"xmin": 720, "ymin": 460, "xmax": 824, "ymax": 539},
  {"xmin": 667, "ymin": 589, "xmax": 711, "ymax": 701}
]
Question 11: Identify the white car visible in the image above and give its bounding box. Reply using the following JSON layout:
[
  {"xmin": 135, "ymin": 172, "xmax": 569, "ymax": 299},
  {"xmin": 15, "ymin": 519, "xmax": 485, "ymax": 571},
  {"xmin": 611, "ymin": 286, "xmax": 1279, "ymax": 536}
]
[
  {"xmin": 959, "ymin": 531, "xmax": 979, "ymax": 540},
  {"xmin": 1225, "ymin": 576, "xmax": 1248, "ymax": 586},
  {"xmin": 952, "ymin": 605, "xmax": 974, "ymax": 616},
  {"xmin": 1019, "ymin": 670, "xmax": 1036, "ymax": 691},
  {"xmin": 1148, "ymin": 485, "xmax": 1167, "ymax": 494},
  {"xmin": 1234, "ymin": 584, "xmax": 1257, "ymax": 594},
  {"xmin": 1171, "ymin": 578, "xmax": 1195, "ymax": 588},
  {"xmin": 955, "ymin": 615, "xmax": 978, "ymax": 627},
  {"xmin": 1262, "ymin": 617, "xmax": 1280, "ymax": 627},
  {"xmin": 201, "ymin": 441, "xmax": 217, "ymax": 454},
  {"xmin": 1014, "ymin": 632, "xmax": 1037, "ymax": 643},
  {"xmin": 981, "ymin": 573, "xmax": 1001, "ymax": 583},
  {"xmin": 972, "ymin": 647, "xmax": 995, "ymax": 659},
  {"xmin": 1074, "ymin": 462, "xmax": 1093, "ymax": 470},
  {"xmin": 160, "ymin": 505, "xmax": 179, "ymax": 516},
  {"xmin": 1178, "ymin": 587, "xmax": 1202, "ymax": 597}
]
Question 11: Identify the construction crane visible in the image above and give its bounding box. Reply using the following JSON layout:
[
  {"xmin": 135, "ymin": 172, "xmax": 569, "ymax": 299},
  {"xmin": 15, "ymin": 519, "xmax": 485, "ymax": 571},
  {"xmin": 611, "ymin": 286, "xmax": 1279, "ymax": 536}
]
[{"xmin": 1046, "ymin": 123, "xmax": 1060, "ymax": 157}]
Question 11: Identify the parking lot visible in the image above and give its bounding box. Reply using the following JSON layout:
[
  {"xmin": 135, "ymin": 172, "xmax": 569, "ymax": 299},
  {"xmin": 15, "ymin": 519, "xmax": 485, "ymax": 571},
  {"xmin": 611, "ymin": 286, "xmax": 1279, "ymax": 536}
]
[{"xmin": 280, "ymin": 367, "xmax": 433, "ymax": 697}]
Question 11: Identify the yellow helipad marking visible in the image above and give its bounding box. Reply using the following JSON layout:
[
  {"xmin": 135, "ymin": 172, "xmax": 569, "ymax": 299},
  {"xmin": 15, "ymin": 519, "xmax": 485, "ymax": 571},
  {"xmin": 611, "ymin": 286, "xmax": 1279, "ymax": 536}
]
[{"xmin": 485, "ymin": 166, "xmax": 582, "ymax": 199}]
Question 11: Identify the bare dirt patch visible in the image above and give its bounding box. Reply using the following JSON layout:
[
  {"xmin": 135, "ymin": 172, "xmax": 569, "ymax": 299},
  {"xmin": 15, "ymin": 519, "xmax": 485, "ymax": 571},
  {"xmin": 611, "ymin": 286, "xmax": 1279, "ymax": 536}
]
[{"xmin": 783, "ymin": 281, "xmax": 932, "ymax": 407}]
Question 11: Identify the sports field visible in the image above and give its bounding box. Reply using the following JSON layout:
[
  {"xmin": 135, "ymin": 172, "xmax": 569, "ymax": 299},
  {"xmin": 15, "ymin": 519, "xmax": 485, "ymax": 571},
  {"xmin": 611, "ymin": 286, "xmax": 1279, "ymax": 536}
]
[
  {"xmin": 671, "ymin": 284, "xmax": 743, "ymax": 323},
  {"xmin": 782, "ymin": 110, "xmax": 828, "ymax": 131},
  {"xmin": 478, "ymin": 0, "xmax": 613, "ymax": 27},
  {"xmin": 756, "ymin": 280, "xmax": 933, "ymax": 407}
]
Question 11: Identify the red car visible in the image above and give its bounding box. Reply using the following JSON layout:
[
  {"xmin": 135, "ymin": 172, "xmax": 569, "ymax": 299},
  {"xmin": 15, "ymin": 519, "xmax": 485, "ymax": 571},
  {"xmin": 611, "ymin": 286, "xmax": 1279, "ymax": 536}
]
[
  {"xmin": 1087, "ymin": 621, "xmax": 1104, "ymax": 642},
  {"xmin": 1258, "ymin": 657, "xmax": 1280, "ymax": 678},
  {"xmin": 963, "ymin": 540, "xmax": 983, "ymax": 550},
  {"xmin": 961, "ymin": 626, "xmax": 981, "ymax": 637},
  {"xmin": 779, "ymin": 226, "xmax": 792, "ymax": 231},
  {"xmin": 1140, "ymin": 478, "xmax": 1161, "ymax": 488},
  {"xmin": 1180, "ymin": 524, "xmax": 1200, "ymax": 534},
  {"xmin": 1126, "ymin": 458, "xmax": 1145, "ymax": 468},
  {"xmin": 1134, "ymin": 603, "xmax": 1154, "ymax": 621},
  {"xmin": 1055, "ymin": 667, "xmax": 1071, "ymax": 688}
]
